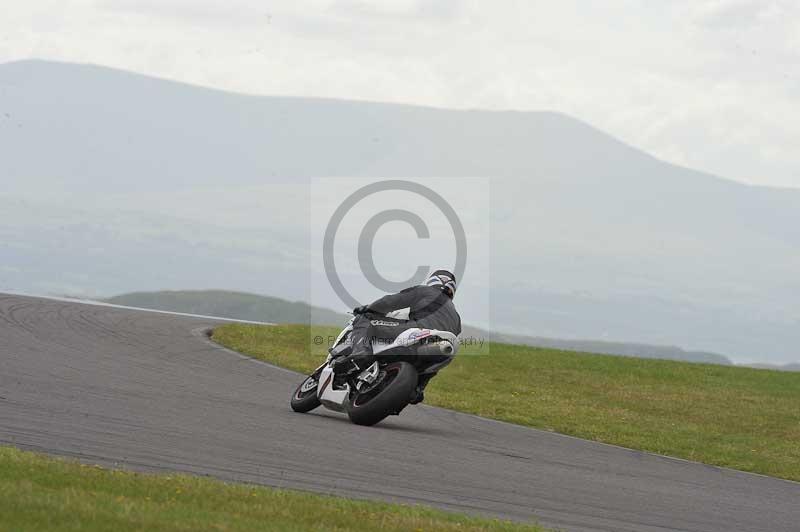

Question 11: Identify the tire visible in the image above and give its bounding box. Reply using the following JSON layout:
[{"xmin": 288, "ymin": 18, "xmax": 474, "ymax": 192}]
[
  {"xmin": 347, "ymin": 362, "xmax": 418, "ymax": 426},
  {"xmin": 290, "ymin": 375, "xmax": 321, "ymax": 413}
]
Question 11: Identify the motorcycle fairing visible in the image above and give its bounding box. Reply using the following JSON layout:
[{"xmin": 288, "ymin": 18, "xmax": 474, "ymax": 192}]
[{"xmin": 372, "ymin": 328, "xmax": 459, "ymax": 356}]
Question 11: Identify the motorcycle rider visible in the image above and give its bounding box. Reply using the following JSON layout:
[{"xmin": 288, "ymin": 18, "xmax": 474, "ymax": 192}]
[{"xmin": 332, "ymin": 269, "xmax": 461, "ymax": 404}]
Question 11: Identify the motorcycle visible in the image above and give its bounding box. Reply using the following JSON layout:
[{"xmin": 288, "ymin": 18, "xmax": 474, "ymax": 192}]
[{"xmin": 290, "ymin": 312, "xmax": 459, "ymax": 426}]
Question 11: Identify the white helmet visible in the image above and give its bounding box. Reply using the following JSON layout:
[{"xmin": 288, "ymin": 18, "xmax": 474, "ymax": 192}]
[{"xmin": 425, "ymin": 269, "xmax": 457, "ymax": 299}]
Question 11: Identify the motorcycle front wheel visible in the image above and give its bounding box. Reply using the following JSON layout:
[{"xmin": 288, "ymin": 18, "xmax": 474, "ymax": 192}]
[
  {"xmin": 346, "ymin": 361, "xmax": 418, "ymax": 426},
  {"xmin": 290, "ymin": 375, "xmax": 322, "ymax": 413}
]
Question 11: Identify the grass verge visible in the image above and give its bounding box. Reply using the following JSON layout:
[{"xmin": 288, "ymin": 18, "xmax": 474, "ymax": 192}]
[
  {"xmin": 212, "ymin": 323, "xmax": 800, "ymax": 482},
  {"xmin": 0, "ymin": 446, "xmax": 546, "ymax": 532}
]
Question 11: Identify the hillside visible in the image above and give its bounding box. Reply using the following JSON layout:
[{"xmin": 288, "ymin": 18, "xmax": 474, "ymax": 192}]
[
  {"xmin": 107, "ymin": 290, "xmax": 731, "ymax": 365},
  {"xmin": 747, "ymin": 362, "xmax": 800, "ymax": 372},
  {"xmin": 469, "ymin": 326, "xmax": 732, "ymax": 365},
  {"xmin": 2, "ymin": 59, "xmax": 799, "ymax": 364}
]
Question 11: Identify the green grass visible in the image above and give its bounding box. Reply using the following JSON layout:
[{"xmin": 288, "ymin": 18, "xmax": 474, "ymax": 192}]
[
  {"xmin": 212, "ymin": 323, "xmax": 800, "ymax": 482},
  {"xmin": 0, "ymin": 447, "xmax": 546, "ymax": 532}
]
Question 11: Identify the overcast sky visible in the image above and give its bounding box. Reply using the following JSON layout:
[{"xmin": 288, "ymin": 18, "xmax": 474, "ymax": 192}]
[{"xmin": 3, "ymin": 0, "xmax": 798, "ymax": 188}]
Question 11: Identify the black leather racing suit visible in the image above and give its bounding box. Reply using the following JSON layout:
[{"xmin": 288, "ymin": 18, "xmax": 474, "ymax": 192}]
[
  {"xmin": 367, "ymin": 284, "xmax": 462, "ymax": 335},
  {"xmin": 345, "ymin": 284, "xmax": 461, "ymax": 369}
]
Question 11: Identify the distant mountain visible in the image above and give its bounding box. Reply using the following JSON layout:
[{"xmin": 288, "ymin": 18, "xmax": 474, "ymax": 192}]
[
  {"xmin": 461, "ymin": 325, "xmax": 732, "ymax": 365},
  {"xmin": 745, "ymin": 363, "xmax": 800, "ymax": 372},
  {"xmin": 105, "ymin": 290, "xmax": 732, "ymax": 365},
  {"xmin": 105, "ymin": 290, "xmax": 349, "ymax": 326},
  {"xmin": 3, "ymin": 59, "xmax": 800, "ymax": 364},
  {"xmin": 0, "ymin": 59, "xmax": 678, "ymax": 192}
]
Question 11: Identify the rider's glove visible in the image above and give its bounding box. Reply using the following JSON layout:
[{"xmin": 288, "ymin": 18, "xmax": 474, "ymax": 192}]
[{"xmin": 353, "ymin": 305, "xmax": 369, "ymax": 315}]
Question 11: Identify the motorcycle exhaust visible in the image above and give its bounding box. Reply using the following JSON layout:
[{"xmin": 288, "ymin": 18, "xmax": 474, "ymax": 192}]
[{"xmin": 416, "ymin": 340, "xmax": 455, "ymax": 357}]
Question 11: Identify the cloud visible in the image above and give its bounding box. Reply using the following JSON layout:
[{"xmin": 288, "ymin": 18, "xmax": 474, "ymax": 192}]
[
  {"xmin": 330, "ymin": 0, "xmax": 467, "ymax": 22},
  {"xmin": 694, "ymin": 0, "xmax": 774, "ymax": 29},
  {"xmin": 96, "ymin": 0, "xmax": 278, "ymax": 28}
]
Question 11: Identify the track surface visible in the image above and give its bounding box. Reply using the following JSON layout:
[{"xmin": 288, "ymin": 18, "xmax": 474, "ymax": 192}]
[{"xmin": 0, "ymin": 294, "xmax": 797, "ymax": 532}]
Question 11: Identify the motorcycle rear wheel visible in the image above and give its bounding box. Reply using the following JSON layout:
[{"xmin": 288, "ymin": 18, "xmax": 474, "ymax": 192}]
[{"xmin": 347, "ymin": 361, "xmax": 418, "ymax": 426}]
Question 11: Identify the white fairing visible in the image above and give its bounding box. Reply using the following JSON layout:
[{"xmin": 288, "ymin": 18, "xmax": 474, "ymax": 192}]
[
  {"xmin": 313, "ymin": 317, "xmax": 459, "ymax": 413},
  {"xmin": 315, "ymin": 317, "xmax": 356, "ymax": 412},
  {"xmin": 317, "ymin": 365, "xmax": 349, "ymax": 411},
  {"xmin": 372, "ymin": 328, "xmax": 459, "ymax": 356}
]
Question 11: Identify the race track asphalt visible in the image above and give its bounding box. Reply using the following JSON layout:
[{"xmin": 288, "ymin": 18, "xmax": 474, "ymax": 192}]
[{"xmin": 0, "ymin": 293, "xmax": 797, "ymax": 532}]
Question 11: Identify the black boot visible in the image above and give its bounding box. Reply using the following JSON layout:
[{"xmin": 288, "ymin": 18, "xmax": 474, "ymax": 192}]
[
  {"xmin": 409, "ymin": 373, "xmax": 435, "ymax": 404},
  {"xmin": 409, "ymin": 388, "xmax": 425, "ymax": 405}
]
